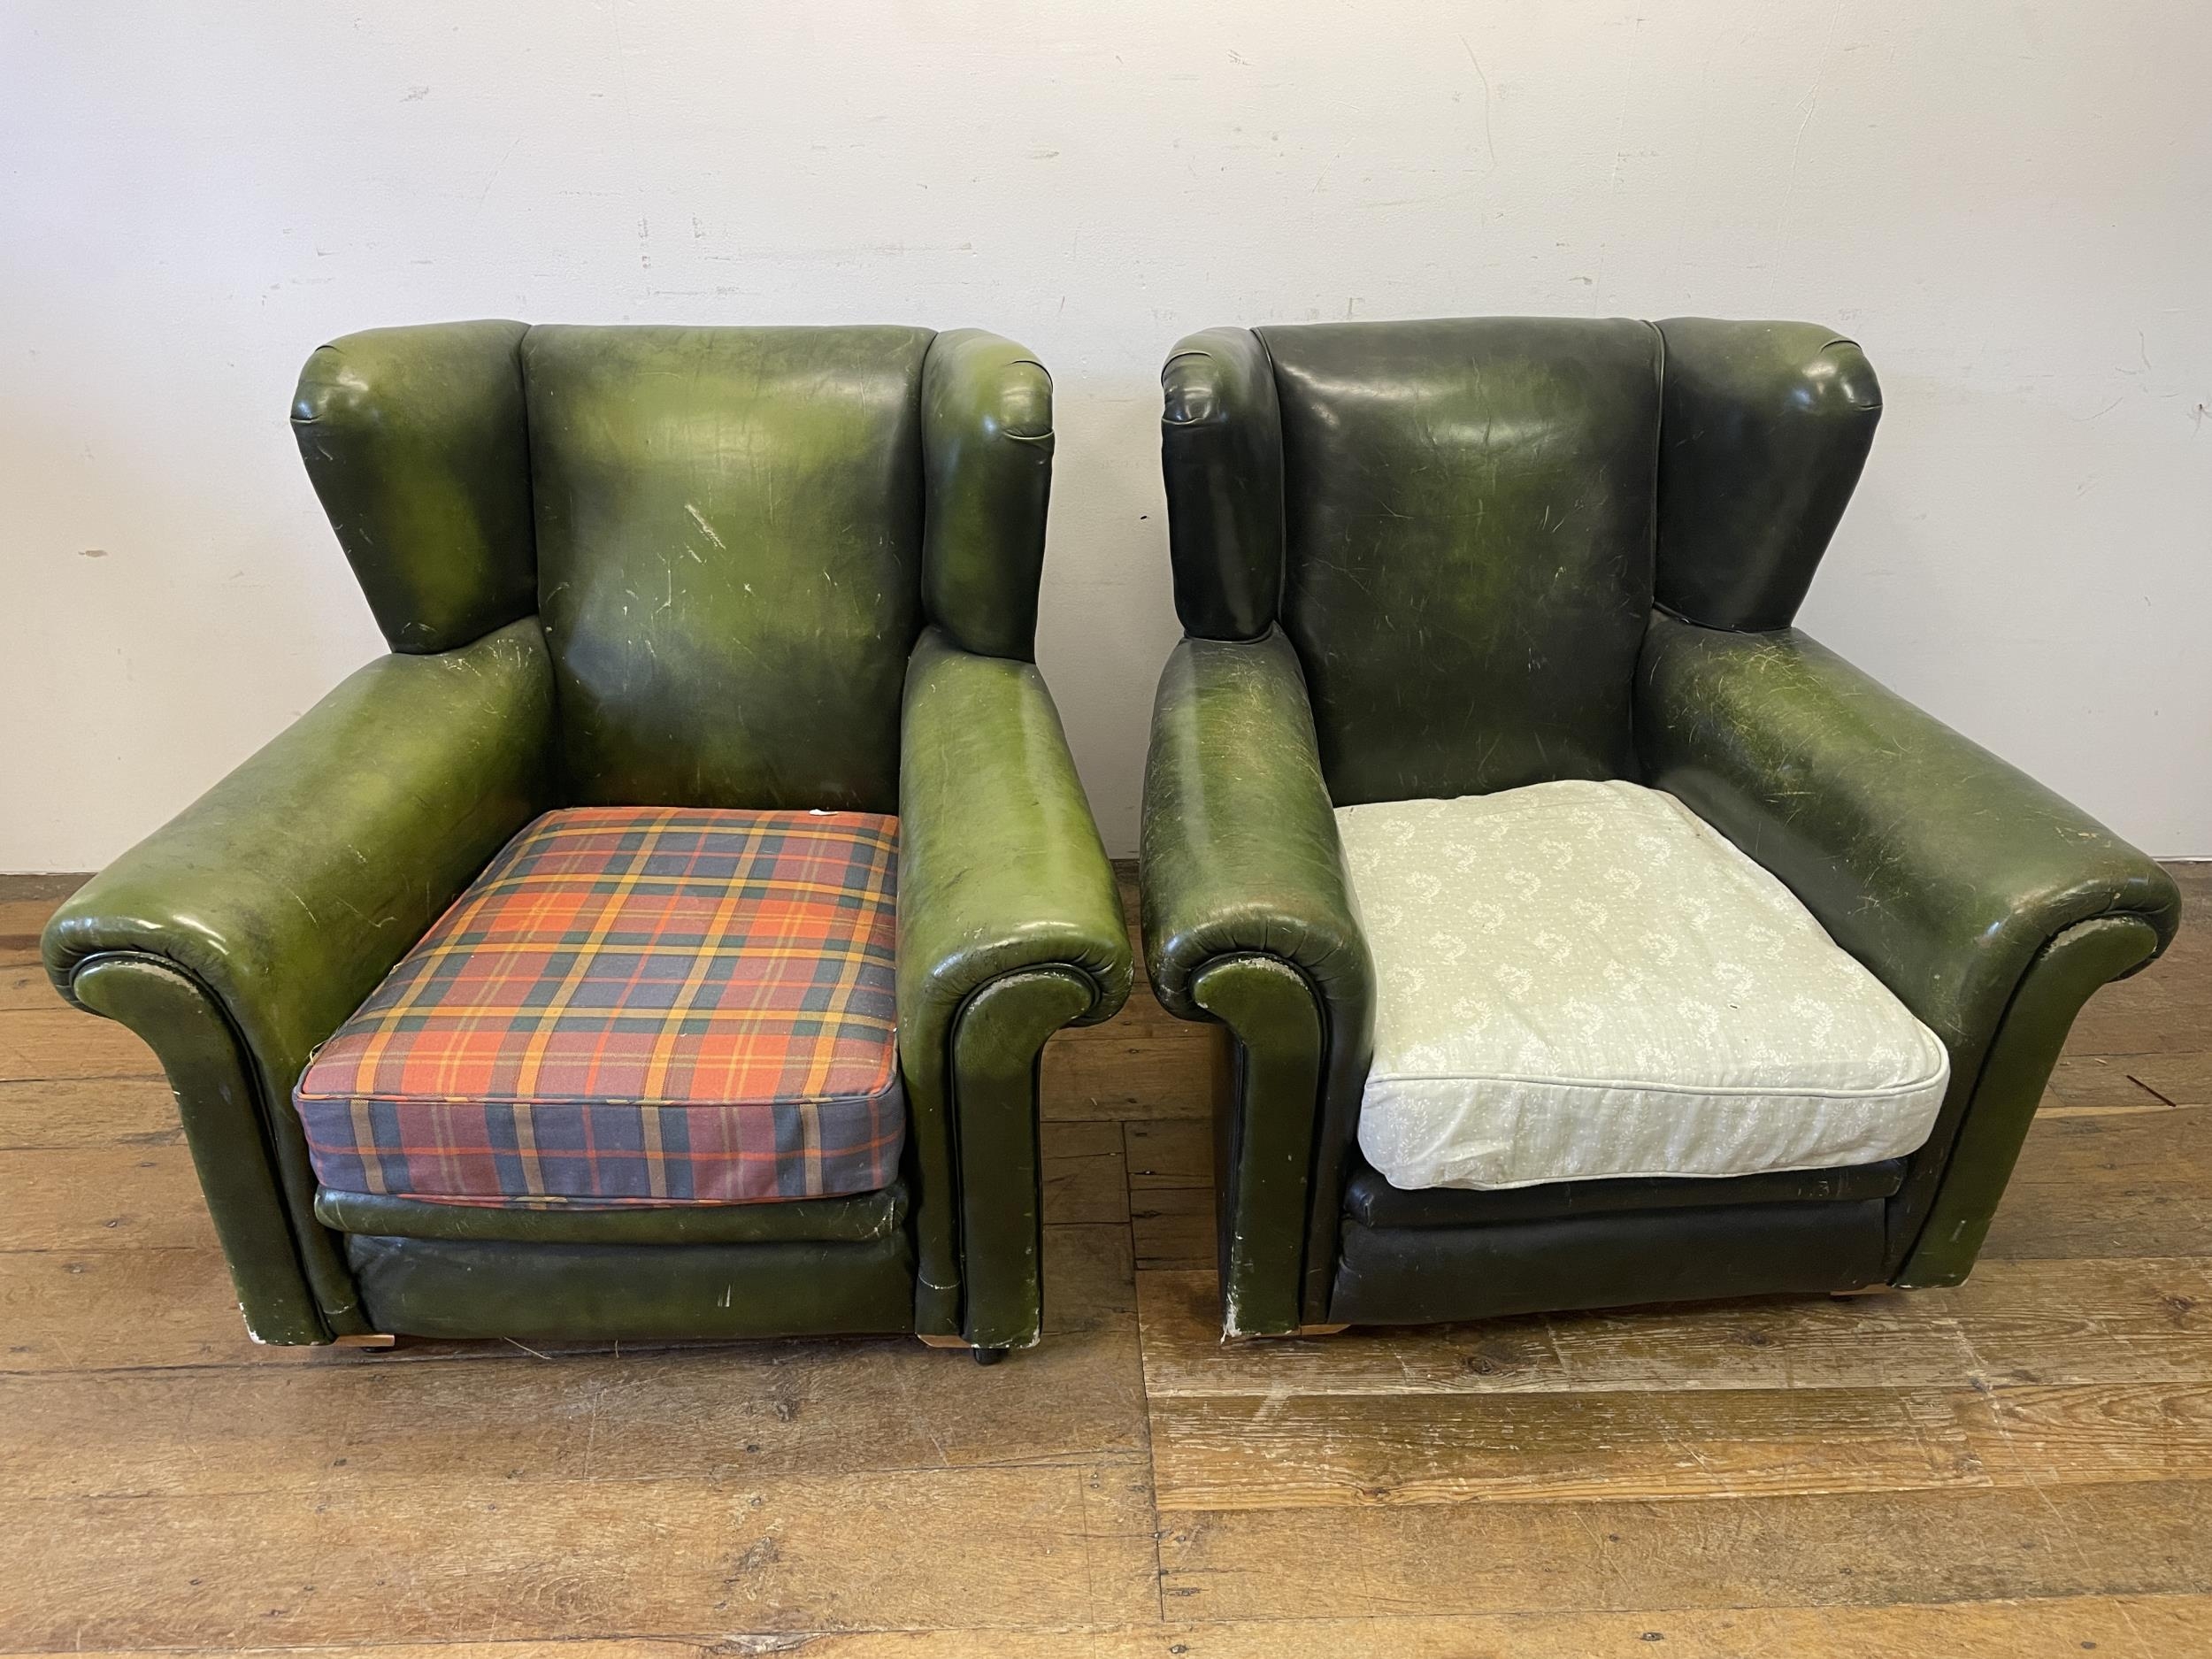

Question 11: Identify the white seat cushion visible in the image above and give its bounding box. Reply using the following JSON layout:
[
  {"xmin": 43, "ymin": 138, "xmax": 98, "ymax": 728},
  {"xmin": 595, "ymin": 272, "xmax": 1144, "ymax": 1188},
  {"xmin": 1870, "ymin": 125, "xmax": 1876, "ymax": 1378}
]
[{"xmin": 1337, "ymin": 780, "xmax": 1949, "ymax": 1193}]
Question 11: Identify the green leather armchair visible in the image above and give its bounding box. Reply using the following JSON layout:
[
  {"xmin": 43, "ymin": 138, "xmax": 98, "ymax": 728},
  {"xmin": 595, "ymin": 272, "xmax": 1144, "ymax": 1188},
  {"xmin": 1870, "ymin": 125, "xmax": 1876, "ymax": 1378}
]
[
  {"xmin": 1141, "ymin": 318, "xmax": 2182, "ymax": 1338},
  {"xmin": 43, "ymin": 321, "xmax": 1130, "ymax": 1356}
]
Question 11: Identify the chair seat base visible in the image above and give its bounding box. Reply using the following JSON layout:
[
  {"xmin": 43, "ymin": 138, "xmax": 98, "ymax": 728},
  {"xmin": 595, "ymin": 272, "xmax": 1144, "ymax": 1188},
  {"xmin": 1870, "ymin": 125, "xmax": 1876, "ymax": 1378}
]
[
  {"xmin": 317, "ymin": 1180, "xmax": 908, "ymax": 1248},
  {"xmin": 1343, "ymin": 1157, "xmax": 1907, "ymax": 1230},
  {"xmin": 345, "ymin": 1231, "xmax": 918, "ymax": 1342},
  {"xmin": 1327, "ymin": 1195, "xmax": 1887, "ymax": 1327}
]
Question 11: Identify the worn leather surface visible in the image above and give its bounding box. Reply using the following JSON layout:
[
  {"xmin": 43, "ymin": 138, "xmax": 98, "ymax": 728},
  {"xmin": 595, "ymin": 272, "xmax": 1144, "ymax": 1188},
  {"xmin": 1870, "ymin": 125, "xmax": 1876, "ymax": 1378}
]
[
  {"xmin": 1654, "ymin": 319, "xmax": 1882, "ymax": 630},
  {"xmin": 292, "ymin": 321, "xmax": 537, "ymax": 654},
  {"xmin": 1141, "ymin": 633, "xmax": 1371, "ymax": 1024},
  {"xmin": 1638, "ymin": 614, "xmax": 2181, "ymax": 1281},
  {"xmin": 898, "ymin": 627, "xmax": 1132, "ymax": 1338},
  {"xmin": 348, "ymin": 1233, "xmax": 918, "ymax": 1340},
  {"xmin": 316, "ymin": 1180, "xmax": 909, "ymax": 1246},
  {"xmin": 526, "ymin": 324, "xmax": 934, "ymax": 810},
  {"xmin": 1161, "ymin": 327, "xmax": 1284, "ymax": 641},
  {"xmin": 1143, "ymin": 315, "xmax": 2180, "ymax": 1334},
  {"xmin": 1259, "ymin": 317, "xmax": 1661, "ymax": 803},
  {"xmin": 920, "ymin": 329, "xmax": 1053, "ymax": 661},
  {"xmin": 73, "ymin": 957, "xmax": 334, "ymax": 1342},
  {"xmin": 44, "ymin": 621, "xmax": 555, "ymax": 1339},
  {"xmin": 1346, "ymin": 1156, "xmax": 1907, "ymax": 1231},
  {"xmin": 1896, "ymin": 913, "xmax": 2163, "ymax": 1285},
  {"xmin": 1191, "ymin": 956, "xmax": 1322, "ymax": 1337},
  {"xmin": 1141, "ymin": 631, "xmax": 1373, "ymax": 1325},
  {"xmin": 56, "ymin": 320, "xmax": 1123, "ymax": 1349},
  {"xmin": 949, "ymin": 969, "xmax": 1096, "ymax": 1349},
  {"xmin": 1331, "ymin": 1198, "xmax": 1887, "ymax": 1326}
]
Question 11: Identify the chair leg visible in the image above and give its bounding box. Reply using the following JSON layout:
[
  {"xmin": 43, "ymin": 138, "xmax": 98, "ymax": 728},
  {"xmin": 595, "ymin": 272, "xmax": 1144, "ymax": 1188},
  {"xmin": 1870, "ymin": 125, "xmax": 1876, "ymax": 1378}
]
[
  {"xmin": 1221, "ymin": 1322, "xmax": 1351, "ymax": 1342},
  {"xmin": 916, "ymin": 1333, "xmax": 1008, "ymax": 1363}
]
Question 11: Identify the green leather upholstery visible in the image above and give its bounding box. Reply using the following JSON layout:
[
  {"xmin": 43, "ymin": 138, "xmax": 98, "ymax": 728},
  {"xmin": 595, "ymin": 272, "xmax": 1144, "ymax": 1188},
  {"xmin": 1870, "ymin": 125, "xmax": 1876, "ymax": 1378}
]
[
  {"xmin": 921, "ymin": 329, "xmax": 1056, "ymax": 660},
  {"xmin": 292, "ymin": 321, "xmax": 536, "ymax": 654},
  {"xmin": 899, "ymin": 629, "xmax": 1133, "ymax": 1346},
  {"xmin": 526, "ymin": 325, "xmax": 933, "ymax": 810},
  {"xmin": 45, "ymin": 622, "xmax": 558, "ymax": 1340},
  {"xmin": 69, "ymin": 956, "xmax": 342, "ymax": 1342},
  {"xmin": 1141, "ymin": 630, "xmax": 1373, "ymax": 1333},
  {"xmin": 343, "ymin": 1233, "xmax": 918, "ymax": 1342},
  {"xmin": 1635, "ymin": 616, "xmax": 2180, "ymax": 1282},
  {"xmin": 1653, "ymin": 319, "xmax": 1882, "ymax": 630},
  {"xmin": 1262, "ymin": 318, "xmax": 1661, "ymax": 803},
  {"xmin": 1332, "ymin": 1198, "xmax": 1889, "ymax": 1326},
  {"xmin": 1161, "ymin": 328, "xmax": 1283, "ymax": 641},
  {"xmin": 1343, "ymin": 1156, "xmax": 1907, "ymax": 1230},
  {"xmin": 316, "ymin": 1180, "xmax": 909, "ymax": 1246},
  {"xmin": 45, "ymin": 321, "xmax": 1127, "ymax": 1353},
  {"xmin": 1142, "ymin": 314, "xmax": 2180, "ymax": 1336}
]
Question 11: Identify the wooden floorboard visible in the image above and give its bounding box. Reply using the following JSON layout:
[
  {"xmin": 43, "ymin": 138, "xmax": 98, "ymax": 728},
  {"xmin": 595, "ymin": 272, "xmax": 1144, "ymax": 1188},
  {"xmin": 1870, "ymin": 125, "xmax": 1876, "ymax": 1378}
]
[
  {"xmin": 1152, "ymin": 1479, "xmax": 2212, "ymax": 1621},
  {"xmin": 1981, "ymin": 1107, "xmax": 2212, "ymax": 1261},
  {"xmin": 6, "ymin": 1595, "xmax": 2211, "ymax": 1656},
  {"xmin": 2, "ymin": 863, "xmax": 2208, "ymax": 1655},
  {"xmin": 10, "ymin": 1462, "xmax": 1164, "ymax": 1645},
  {"xmin": 0, "ymin": 1143, "xmax": 220, "ymax": 1250},
  {"xmin": 1137, "ymin": 1255, "xmax": 2212, "ymax": 1396},
  {"xmin": 0, "ymin": 1074, "xmax": 181, "ymax": 1148}
]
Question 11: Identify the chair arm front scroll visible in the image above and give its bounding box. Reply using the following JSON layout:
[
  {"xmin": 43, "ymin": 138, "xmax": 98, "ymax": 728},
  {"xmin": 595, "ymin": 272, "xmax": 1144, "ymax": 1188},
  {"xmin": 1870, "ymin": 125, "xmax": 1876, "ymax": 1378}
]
[
  {"xmin": 41, "ymin": 619, "xmax": 557, "ymax": 1339},
  {"xmin": 897, "ymin": 626, "xmax": 1131, "ymax": 1349},
  {"xmin": 1140, "ymin": 630, "xmax": 1375, "ymax": 1334},
  {"xmin": 1636, "ymin": 612, "xmax": 2182, "ymax": 1284}
]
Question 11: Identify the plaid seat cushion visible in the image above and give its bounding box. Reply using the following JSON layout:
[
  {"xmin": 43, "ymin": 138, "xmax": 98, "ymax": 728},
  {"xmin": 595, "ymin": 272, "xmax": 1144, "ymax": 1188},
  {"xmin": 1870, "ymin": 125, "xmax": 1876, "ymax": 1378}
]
[{"xmin": 294, "ymin": 806, "xmax": 903, "ymax": 1208}]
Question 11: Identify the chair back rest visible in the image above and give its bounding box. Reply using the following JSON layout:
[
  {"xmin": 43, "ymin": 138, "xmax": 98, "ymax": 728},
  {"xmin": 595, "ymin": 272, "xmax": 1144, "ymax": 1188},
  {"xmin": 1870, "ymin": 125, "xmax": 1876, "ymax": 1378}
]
[
  {"xmin": 1160, "ymin": 315, "xmax": 1881, "ymax": 806},
  {"xmin": 523, "ymin": 326, "xmax": 931, "ymax": 809},
  {"xmin": 296, "ymin": 321, "xmax": 1058, "ymax": 812},
  {"xmin": 1260, "ymin": 317, "xmax": 1662, "ymax": 803}
]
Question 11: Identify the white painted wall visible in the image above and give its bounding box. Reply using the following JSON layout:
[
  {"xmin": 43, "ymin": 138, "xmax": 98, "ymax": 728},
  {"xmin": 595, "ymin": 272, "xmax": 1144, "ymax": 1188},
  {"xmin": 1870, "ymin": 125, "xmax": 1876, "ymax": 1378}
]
[{"xmin": 4, "ymin": 2, "xmax": 2208, "ymax": 868}]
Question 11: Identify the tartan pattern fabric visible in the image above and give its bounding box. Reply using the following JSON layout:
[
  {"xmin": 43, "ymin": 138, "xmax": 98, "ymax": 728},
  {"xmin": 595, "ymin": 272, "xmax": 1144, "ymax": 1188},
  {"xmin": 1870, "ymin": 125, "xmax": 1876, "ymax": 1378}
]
[{"xmin": 294, "ymin": 806, "xmax": 904, "ymax": 1206}]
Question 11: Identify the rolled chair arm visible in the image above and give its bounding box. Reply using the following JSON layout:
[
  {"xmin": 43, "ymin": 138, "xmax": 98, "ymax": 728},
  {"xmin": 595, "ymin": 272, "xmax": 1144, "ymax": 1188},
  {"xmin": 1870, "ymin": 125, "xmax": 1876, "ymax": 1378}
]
[
  {"xmin": 897, "ymin": 626, "xmax": 1131, "ymax": 1348},
  {"xmin": 1140, "ymin": 630, "xmax": 1375, "ymax": 1333},
  {"xmin": 1637, "ymin": 612, "xmax": 2181, "ymax": 1282},
  {"xmin": 42, "ymin": 618, "xmax": 557, "ymax": 1337}
]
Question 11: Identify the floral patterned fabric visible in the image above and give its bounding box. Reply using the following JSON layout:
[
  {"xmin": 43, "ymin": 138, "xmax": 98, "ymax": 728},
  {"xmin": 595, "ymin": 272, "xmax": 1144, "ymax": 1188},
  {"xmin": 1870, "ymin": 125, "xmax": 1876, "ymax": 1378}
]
[{"xmin": 1336, "ymin": 780, "xmax": 1949, "ymax": 1193}]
